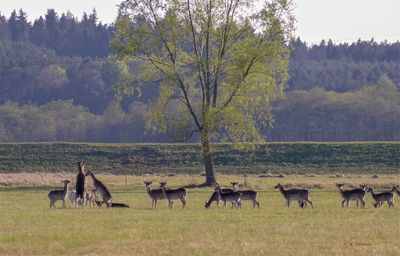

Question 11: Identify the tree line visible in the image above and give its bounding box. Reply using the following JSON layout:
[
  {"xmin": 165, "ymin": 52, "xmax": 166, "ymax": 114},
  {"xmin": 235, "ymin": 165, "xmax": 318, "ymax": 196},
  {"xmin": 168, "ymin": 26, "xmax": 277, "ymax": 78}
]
[
  {"xmin": 0, "ymin": 9, "xmax": 399, "ymax": 142},
  {"xmin": 0, "ymin": 76, "xmax": 398, "ymax": 142}
]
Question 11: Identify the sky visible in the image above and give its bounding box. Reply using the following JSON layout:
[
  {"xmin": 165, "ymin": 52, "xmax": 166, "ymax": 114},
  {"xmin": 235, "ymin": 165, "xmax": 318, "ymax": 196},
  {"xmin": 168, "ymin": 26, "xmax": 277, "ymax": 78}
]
[{"xmin": 0, "ymin": 0, "xmax": 399, "ymax": 44}]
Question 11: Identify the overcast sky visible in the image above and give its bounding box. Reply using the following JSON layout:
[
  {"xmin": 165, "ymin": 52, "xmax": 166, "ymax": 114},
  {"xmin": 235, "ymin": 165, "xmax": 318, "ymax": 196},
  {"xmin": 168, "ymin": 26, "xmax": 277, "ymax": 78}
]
[{"xmin": 1, "ymin": 0, "xmax": 399, "ymax": 44}]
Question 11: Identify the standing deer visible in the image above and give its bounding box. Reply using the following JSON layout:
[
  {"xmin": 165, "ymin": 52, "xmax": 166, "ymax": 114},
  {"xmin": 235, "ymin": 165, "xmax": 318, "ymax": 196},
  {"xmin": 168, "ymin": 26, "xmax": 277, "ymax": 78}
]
[
  {"xmin": 367, "ymin": 185, "xmax": 398, "ymax": 208},
  {"xmin": 274, "ymin": 183, "xmax": 313, "ymax": 208},
  {"xmin": 215, "ymin": 183, "xmax": 242, "ymax": 209},
  {"xmin": 231, "ymin": 182, "xmax": 260, "ymax": 208},
  {"xmin": 75, "ymin": 161, "xmax": 86, "ymax": 206},
  {"xmin": 144, "ymin": 180, "xmax": 166, "ymax": 209},
  {"xmin": 85, "ymin": 188, "xmax": 97, "ymax": 207},
  {"xmin": 159, "ymin": 182, "xmax": 187, "ymax": 209},
  {"xmin": 48, "ymin": 180, "xmax": 70, "ymax": 208},
  {"xmin": 69, "ymin": 190, "xmax": 77, "ymax": 207},
  {"xmin": 85, "ymin": 170, "xmax": 112, "ymax": 207},
  {"xmin": 336, "ymin": 183, "xmax": 368, "ymax": 208}
]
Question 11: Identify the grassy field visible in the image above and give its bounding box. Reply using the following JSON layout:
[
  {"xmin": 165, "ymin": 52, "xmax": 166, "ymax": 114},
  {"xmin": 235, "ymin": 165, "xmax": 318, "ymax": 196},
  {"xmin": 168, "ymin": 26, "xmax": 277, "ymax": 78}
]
[
  {"xmin": 0, "ymin": 142, "xmax": 400, "ymax": 175},
  {"xmin": 1, "ymin": 174, "xmax": 400, "ymax": 255}
]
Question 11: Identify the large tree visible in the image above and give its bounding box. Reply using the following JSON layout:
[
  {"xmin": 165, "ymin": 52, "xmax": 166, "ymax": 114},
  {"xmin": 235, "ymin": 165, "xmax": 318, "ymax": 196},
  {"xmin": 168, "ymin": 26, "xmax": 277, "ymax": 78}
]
[{"xmin": 112, "ymin": 0, "xmax": 294, "ymax": 185}]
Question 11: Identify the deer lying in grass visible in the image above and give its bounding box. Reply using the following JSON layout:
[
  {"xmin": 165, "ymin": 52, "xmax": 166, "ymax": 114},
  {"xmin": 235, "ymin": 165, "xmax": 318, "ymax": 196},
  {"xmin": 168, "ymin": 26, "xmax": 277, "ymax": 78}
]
[
  {"xmin": 48, "ymin": 180, "xmax": 70, "ymax": 208},
  {"xmin": 215, "ymin": 183, "xmax": 242, "ymax": 209},
  {"xmin": 159, "ymin": 182, "xmax": 187, "ymax": 209},
  {"xmin": 368, "ymin": 185, "xmax": 398, "ymax": 208},
  {"xmin": 336, "ymin": 183, "xmax": 368, "ymax": 208},
  {"xmin": 274, "ymin": 183, "xmax": 313, "ymax": 208},
  {"xmin": 85, "ymin": 170, "xmax": 112, "ymax": 207},
  {"xmin": 231, "ymin": 182, "xmax": 260, "ymax": 208},
  {"xmin": 144, "ymin": 180, "xmax": 166, "ymax": 209},
  {"xmin": 95, "ymin": 200, "xmax": 129, "ymax": 208}
]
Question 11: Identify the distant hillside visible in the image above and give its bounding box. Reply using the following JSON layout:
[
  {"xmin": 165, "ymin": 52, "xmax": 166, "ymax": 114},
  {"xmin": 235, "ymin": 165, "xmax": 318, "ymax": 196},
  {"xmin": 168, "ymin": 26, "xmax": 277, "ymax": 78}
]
[{"xmin": 0, "ymin": 142, "xmax": 399, "ymax": 174}]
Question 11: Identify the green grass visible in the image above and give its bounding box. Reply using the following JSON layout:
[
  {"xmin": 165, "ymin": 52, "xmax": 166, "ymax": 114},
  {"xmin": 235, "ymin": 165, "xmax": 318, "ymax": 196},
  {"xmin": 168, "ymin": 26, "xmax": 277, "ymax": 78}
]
[
  {"xmin": 1, "ymin": 174, "xmax": 400, "ymax": 255},
  {"xmin": 0, "ymin": 142, "xmax": 400, "ymax": 174}
]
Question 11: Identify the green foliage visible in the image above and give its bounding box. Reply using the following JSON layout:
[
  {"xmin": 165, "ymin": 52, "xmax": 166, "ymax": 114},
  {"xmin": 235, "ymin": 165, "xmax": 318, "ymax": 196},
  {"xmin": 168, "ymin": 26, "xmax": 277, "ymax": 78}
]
[
  {"xmin": 0, "ymin": 142, "xmax": 398, "ymax": 174},
  {"xmin": 113, "ymin": 0, "xmax": 294, "ymax": 142},
  {"xmin": 269, "ymin": 76, "xmax": 400, "ymax": 141}
]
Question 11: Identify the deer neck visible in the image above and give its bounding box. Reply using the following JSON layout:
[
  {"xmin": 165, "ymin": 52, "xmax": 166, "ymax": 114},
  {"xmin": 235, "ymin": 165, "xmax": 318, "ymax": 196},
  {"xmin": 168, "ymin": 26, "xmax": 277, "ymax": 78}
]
[
  {"xmin": 207, "ymin": 192, "xmax": 218, "ymax": 205},
  {"xmin": 63, "ymin": 183, "xmax": 69, "ymax": 194},
  {"xmin": 89, "ymin": 172, "xmax": 96, "ymax": 181},
  {"xmin": 279, "ymin": 186, "xmax": 286, "ymax": 196},
  {"xmin": 369, "ymin": 188, "xmax": 376, "ymax": 196},
  {"xmin": 160, "ymin": 186, "xmax": 168, "ymax": 198},
  {"xmin": 337, "ymin": 186, "xmax": 345, "ymax": 196}
]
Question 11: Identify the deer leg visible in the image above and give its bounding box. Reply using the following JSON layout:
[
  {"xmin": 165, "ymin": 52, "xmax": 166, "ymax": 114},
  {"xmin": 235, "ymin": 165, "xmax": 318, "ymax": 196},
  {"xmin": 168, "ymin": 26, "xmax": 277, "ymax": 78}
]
[
  {"xmin": 180, "ymin": 197, "xmax": 186, "ymax": 209},
  {"xmin": 224, "ymin": 201, "xmax": 227, "ymax": 209},
  {"xmin": 360, "ymin": 199, "xmax": 365, "ymax": 208}
]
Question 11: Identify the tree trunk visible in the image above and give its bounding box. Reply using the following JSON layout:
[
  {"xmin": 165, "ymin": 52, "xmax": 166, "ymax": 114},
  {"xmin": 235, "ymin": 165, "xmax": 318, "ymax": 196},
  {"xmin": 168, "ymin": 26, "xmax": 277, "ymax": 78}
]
[{"xmin": 201, "ymin": 129, "xmax": 216, "ymax": 186}]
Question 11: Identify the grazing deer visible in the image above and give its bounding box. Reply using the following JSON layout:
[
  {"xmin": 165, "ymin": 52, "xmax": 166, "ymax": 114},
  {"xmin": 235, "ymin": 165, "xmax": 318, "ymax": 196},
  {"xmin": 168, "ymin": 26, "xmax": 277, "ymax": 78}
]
[
  {"xmin": 48, "ymin": 180, "xmax": 70, "ymax": 208},
  {"xmin": 231, "ymin": 182, "xmax": 260, "ymax": 208},
  {"xmin": 336, "ymin": 183, "xmax": 368, "ymax": 208},
  {"xmin": 215, "ymin": 183, "xmax": 242, "ymax": 209},
  {"xmin": 85, "ymin": 188, "xmax": 97, "ymax": 207},
  {"xmin": 205, "ymin": 186, "xmax": 237, "ymax": 209},
  {"xmin": 75, "ymin": 161, "xmax": 86, "ymax": 206},
  {"xmin": 367, "ymin": 186, "xmax": 398, "ymax": 208},
  {"xmin": 274, "ymin": 183, "xmax": 313, "ymax": 208},
  {"xmin": 205, "ymin": 191, "xmax": 221, "ymax": 209},
  {"xmin": 159, "ymin": 182, "xmax": 187, "ymax": 209},
  {"xmin": 144, "ymin": 180, "xmax": 166, "ymax": 209},
  {"xmin": 85, "ymin": 170, "xmax": 112, "ymax": 207}
]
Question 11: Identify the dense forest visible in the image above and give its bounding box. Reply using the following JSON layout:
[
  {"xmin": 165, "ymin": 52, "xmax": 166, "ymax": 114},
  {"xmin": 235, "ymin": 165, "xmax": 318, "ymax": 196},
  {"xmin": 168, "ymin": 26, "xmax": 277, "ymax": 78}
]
[{"xmin": 0, "ymin": 9, "xmax": 399, "ymax": 142}]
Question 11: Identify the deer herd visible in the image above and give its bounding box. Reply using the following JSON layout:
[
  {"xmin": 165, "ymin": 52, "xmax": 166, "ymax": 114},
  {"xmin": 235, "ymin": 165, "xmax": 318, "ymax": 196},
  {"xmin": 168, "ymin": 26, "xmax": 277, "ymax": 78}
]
[{"xmin": 48, "ymin": 162, "xmax": 400, "ymax": 210}]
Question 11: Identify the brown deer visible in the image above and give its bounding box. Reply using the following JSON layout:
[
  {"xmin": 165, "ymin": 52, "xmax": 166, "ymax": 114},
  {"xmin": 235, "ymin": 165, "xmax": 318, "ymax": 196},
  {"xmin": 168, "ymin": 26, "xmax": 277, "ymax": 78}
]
[
  {"xmin": 215, "ymin": 183, "xmax": 242, "ymax": 209},
  {"xmin": 48, "ymin": 180, "xmax": 70, "ymax": 208},
  {"xmin": 336, "ymin": 183, "xmax": 368, "ymax": 208},
  {"xmin": 75, "ymin": 161, "xmax": 86, "ymax": 206},
  {"xmin": 144, "ymin": 180, "xmax": 166, "ymax": 209},
  {"xmin": 231, "ymin": 182, "xmax": 260, "ymax": 208},
  {"xmin": 159, "ymin": 182, "xmax": 187, "ymax": 209},
  {"xmin": 85, "ymin": 170, "xmax": 112, "ymax": 207},
  {"xmin": 368, "ymin": 185, "xmax": 398, "ymax": 208},
  {"xmin": 274, "ymin": 183, "xmax": 313, "ymax": 208}
]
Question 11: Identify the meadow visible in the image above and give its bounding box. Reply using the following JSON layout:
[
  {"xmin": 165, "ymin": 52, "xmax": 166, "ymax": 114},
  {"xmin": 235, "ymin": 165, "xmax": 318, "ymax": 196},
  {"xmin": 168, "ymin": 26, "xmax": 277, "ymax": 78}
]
[{"xmin": 1, "ymin": 173, "xmax": 400, "ymax": 256}]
